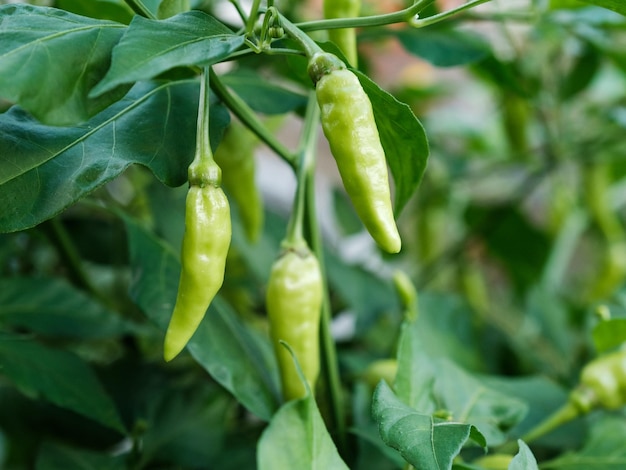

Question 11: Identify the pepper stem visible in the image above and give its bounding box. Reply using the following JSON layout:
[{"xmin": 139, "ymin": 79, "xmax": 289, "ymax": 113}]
[
  {"xmin": 277, "ymin": 10, "xmax": 324, "ymax": 59},
  {"xmin": 188, "ymin": 67, "xmax": 221, "ymax": 187},
  {"xmin": 498, "ymin": 399, "xmax": 581, "ymax": 454},
  {"xmin": 284, "ymin": 91, "xmax": 319, "ymax": 247}
]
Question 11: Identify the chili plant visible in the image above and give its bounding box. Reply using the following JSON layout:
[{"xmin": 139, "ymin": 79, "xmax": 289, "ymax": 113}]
[{"xmin": 1, "ymin": 0, "xmax": 626, "ymax": 469}]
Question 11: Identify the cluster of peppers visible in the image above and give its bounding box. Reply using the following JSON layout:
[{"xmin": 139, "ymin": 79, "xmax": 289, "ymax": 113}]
[{"xmin": 162, "ymin": 0, "xmax": 401, "ymax": 402}]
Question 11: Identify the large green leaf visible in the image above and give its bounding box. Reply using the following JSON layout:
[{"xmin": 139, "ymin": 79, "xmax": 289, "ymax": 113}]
[
  {"xmin": 372, "ymin": 381, "xmax": 486, "ymax": 470},
  {"xmin": 395, "ymin": 314, "xmax": 527, "ymax": 446},
  {"xmin": 354, "ymin": 70, "xmax": 429, "ymax": 217},
  {"xmin": 414, "ymin": 293, "xmax": 484, "ymax": 371},
  {"xmin": 91, "ymin": 11, "xmax": 245, "ymax": 96},
  {"xmin": 124, "ymin": 215, "xmax": 280, "ymax": 421},
  {"xmin": 0, "ymin": 80, "xmax": 229, "ymax": 233},
  {"xmin": 0, "ymin": 333, "xmax": 125, "ymax": 433},
  {"xmin": 579, "ymin": 0, "xmax": 626, "ymax": 15},
  {"xmin": 433, "ymin": 360, "xmax": 528, "ymax": 446},
  {"xmin": 0, "ymin": 277, "xmax": 137, "ymax": 338},
  {"xmin": 0, "ymin": 4, "xmax": 127, "ymax": 125},
  {"xmin": 257, "ymin": 394, "xmax": 349, "ymax": 470}
]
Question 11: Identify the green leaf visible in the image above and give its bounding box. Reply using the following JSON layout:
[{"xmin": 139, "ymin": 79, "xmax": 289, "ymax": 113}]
[
  {"xmin": 0, "ymin": 4, "xmax": 127, "ymax": 125},
  {"xmin": 123, "ymin": 215, "xmax": 280, "ymax": 421},
  {"xmin": 372, "ymin": 381, "xmax": 486, "ymax": 470},
  {"xmin": 0, "ymin": 333, "xmax": 125, "ymax": 433},
  {"xmin": 135, "ymin": 385, "xmax": 232, "ymax": 467},
  {"xmin": 525, "ymin": 285, "xmax": 574, "ymax": 372},
  {"xmin": 354, "ymin": 70, "xmax": 429, "ymax": 217},
  {"xmin": 578, "ymin": 0, "xmax": 626, "ymax": 15},
  {"xmin": 559, "ymin": 42, "xmax": 601, "ymax": 100},
  {"xmin": 510, "ymin": 440, "xmax": 539, "ymax": 470},
  {"xmin": 257, "ymin": 394, "xmax": 349, "ymax": 470},
  {"xmin": 592, "ymin": 318, "xmax": 626, "ymax": 353},
  {"xmin": 91, "ymin": 11, "xmax": 244, "ymax": 96},
  {"xmin": 434, "ymin": 361, "xmax": 528, "ymax": 446},
  {"xmin": 352, "ymin": 382, "xmax": 406, "ymax": 469},
  {"xmin": 542, "ymin": 417, "xmax": 626, "ymax": 469},
  {"xmin": 0, "ymin": 80, "xmax": 229, "ymax": 233},
  {"xmin": 55, "ymin": 0, "xmax": 134, "ymax": 24},
  {"xmin": 35, "ymin": 441, "xmax": 126, "ymax": 470},
  {"xmin": 0, "ymin": 277, "xmax": 137, "ymax": 338},
  {"xmin": 395, "ymin": 313, "xmax": 527, "ymax": 446},
  {"xmin": 157, "ymin": 0, "xmax": 190, "ymax": 19},
  {"xmin": 221, "ymin": 70, "xmax": 308, "ymax": 115},
  {"xmin": 414, "ymin": 293, "xmax": 484, "ymax": 371},
  {"xmin": 395, "ymin": 27, "xmax": 491, "ymax": 67}
]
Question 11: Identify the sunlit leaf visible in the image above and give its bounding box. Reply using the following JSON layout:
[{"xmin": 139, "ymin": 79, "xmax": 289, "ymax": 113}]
[
  {"xmin": 510, "ymin": 440, "xmax": 539, "ymax": 470},
  {"xmin": 91, "ymin": 11, "xmax": 244, "ymax": 96},
  {"xmin": 373, "ymin": 381, "xmax": 486, "ymax": 469},
  {"xmin": 0, "ymin": 80, "xmax": 229, "ymax": 233},
  {"xmin": 0, "ymin": 4, "xmax": 127, "ymax": 125},
  {"xmin": 257, "ymin": 394, "xmax": 349, "ymax": 469}
]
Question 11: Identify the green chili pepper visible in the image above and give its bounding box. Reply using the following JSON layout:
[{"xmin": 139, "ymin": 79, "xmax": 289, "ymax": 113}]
[
  {"xmin": 309, "ymin": 52, "xmax": 401, "ymax": 254},
  {"xmin": 164, "ymin": 159, "xmax": 232, "ymax": 362},
  {"xmin": 164, "ymin": 68, "xmax": 232, "ymax": 361},
  {"xmin": 570, "ymin": 348, "xmax": 626, "ymax": 412},
  {"xmin": 266, "ymin": 242, "xmax": 323, "ymax": 400},
  {"xmin": 323, "ymin": 0, "xmax": 360, "ymax": 66},
  {"xmin": 473, "ymin": 454, "xmax": 514, "ymax": 470},
  {"xmin": 213, "ymin": 121, "xmax": 264, "ymax": 243}
]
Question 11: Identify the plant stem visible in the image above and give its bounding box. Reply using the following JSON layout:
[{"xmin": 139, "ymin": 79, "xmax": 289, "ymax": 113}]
[
  {"xmin": 208, "ymin": 68, "xmax": 294, "ymax": 167},
  {"xmin": 410, "ymin": 0, "xmax": 493, "ymax": 28},
  {"xmin": 197, "ymin": 67, "xmax": 212, "ymax": 162},
  {"xmin": 123, "ymin": 0, "xmax": 156, "ymax": 19},
  {"xmin": 285, "ymin": 93, "xmax": 318, "ymax": 245},
  {"xmin": 245, "ymin": 0, "xmax": 262, "ymax": 34},
  {"xmin": 278, "ymin": 11, "xmax": 324, "ymax": 58},
  {"xmin": 499, "ymin": 400, "xmax": 580, "ymax": 454},
  {"xmin": 522, "ymin": 401, "xmax": 580, "ymax": 443},
  {"xmin": 188, "ymin": 68, "xmax": 221, "ymax": 184},
  {"xmin": 296, "ymin": 0, "xmax": 435, "ymax": 32},
  {"xmin": 305, "ymin": 157, "xmax": 347, "ymax": 454}
]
